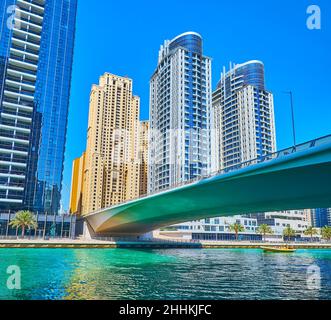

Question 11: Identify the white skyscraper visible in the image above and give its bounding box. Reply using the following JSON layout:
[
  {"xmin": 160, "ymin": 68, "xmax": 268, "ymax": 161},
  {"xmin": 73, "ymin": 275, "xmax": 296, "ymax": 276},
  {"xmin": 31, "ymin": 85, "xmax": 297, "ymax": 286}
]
[
  {"xmin": 170, "ymin": 60, "xmax": 280, "ymax": 240},
  {"xmin": 149, "ymin": 32, "xmax": 216, "ymax": 193},
  {"xmin": 213, "ymin": 60, "xmax": 277, "ymax": 170}
]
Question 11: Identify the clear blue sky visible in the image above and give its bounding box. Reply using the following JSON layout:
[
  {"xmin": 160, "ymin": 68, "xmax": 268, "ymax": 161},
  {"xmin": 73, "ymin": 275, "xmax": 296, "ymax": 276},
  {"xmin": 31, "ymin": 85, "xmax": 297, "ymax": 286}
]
[{"xmin": 61, "ymin": 0, "xmax": 331, "ymax": 210}]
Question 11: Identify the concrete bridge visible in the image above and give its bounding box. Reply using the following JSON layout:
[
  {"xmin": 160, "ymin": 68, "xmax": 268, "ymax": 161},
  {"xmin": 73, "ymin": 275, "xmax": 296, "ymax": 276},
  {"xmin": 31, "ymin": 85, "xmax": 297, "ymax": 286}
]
[{"xmin": 85, "ymin": 135, "xmax": 331, "ymax": 236}]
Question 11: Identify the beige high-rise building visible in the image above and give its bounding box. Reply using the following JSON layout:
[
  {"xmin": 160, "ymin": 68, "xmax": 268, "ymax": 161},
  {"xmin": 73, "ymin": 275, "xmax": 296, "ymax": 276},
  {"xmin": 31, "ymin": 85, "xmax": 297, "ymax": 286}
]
[
  {"xmin": 139, "ymin": 121, "xmax": 149, "ymax": 196},
  {"xmin": 69, "ymin": 152, "xmax": 86, "ymax": 215},
  {"xmin": 79, "ymin": 73, "xmax": 141, "ymax": 215}
]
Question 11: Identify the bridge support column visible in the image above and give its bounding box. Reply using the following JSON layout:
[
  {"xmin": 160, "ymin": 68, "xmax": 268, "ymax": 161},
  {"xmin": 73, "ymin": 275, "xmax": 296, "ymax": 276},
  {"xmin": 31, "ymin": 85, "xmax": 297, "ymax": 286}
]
[{"xmin": 83, "ymin": 221, "xmax": 96, "ymax": 240}]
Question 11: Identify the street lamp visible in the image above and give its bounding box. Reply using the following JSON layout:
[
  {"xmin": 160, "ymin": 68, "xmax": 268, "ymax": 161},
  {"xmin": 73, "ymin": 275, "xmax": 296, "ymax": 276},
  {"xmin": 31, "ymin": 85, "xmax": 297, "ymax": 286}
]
[{"xmin": 283, "ymin": 91, "xmax": 297, "ymax": 148}]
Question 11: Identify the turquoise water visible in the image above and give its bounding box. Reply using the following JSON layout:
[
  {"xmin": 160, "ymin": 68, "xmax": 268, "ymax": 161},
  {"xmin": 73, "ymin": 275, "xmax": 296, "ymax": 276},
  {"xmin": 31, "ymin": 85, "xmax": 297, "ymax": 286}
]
[{"xmin": 0, "ymin": 249, "xmax": 330, "ymax": 300}]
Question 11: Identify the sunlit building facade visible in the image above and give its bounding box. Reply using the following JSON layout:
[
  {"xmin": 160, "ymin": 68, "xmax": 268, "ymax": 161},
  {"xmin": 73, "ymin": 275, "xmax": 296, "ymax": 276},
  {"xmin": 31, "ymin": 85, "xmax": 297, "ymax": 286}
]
[
  {"xmin": 69, "ymin": 152, "xmax": 85, "ymax": 215},
  {"xmin": 0, "ymin": 0, "xmax": 77, "ymax": 214},
  {"xmin": 149, "ymin": 32, "xmax": 216, "ymax": 193},
  {"xmin": 213, "ymin": 60, "xmax": 276, "ymax": 170},
  {"xmin": 80, "ymin": 73, "xmax": 140, "ymax": 215},
  {"xmin": 173, "ymin": 60, "xmax": 278, "ymax": 237},
  {"xmin": 162, "ymin": 216, "xmax": 262, "ymax": 241}
]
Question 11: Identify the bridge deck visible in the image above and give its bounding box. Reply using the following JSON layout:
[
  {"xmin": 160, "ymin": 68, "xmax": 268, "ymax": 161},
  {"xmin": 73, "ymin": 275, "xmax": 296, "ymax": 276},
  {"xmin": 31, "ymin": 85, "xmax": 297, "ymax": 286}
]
[{"xmin": 85, "ymin": 135, "xmax": 331, "ymax": 236}]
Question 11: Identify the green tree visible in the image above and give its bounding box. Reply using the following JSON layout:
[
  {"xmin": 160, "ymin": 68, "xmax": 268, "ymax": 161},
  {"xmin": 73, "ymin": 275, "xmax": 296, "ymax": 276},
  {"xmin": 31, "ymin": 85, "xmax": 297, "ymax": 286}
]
[
  {"xmin": 321, "ymin": 226, "xmax": 331, "ymax": 241},
  {"xmin": 9, "ymin": 211, "xmax": 37, "ymax": 238},
  {"xmin": 256, "ymin": 224, "xmax": 273, "ymax": 242},
  {"xmin": 304, "ymin": 226, "xmax": 319, "ymax": 242},
  {"xmin": 283, "ymin": 226, "xmax": 296, "ymax": 242},
  {"xmin": 229, "ymin": 223, "xmax": 245, "ymax": 241}
]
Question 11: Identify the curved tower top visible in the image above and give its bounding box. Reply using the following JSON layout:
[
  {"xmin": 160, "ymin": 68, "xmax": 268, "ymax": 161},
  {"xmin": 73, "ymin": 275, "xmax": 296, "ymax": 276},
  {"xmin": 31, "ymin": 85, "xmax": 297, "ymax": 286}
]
[
  {"xmin": 158, "ymin": 32, "xmax": 203, "ymax": 63},
  {"xmin": 217, "ymin": 60, "xmax": 265, "ymax": 91},
  {"xmin": 169, "ymin": 32, "xmax": 203, "ymax": 55}
]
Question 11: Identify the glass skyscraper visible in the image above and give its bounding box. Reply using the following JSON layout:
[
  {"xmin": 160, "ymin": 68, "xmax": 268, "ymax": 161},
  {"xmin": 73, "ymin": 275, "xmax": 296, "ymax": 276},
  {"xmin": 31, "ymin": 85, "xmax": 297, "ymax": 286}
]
[
  {"xmin": 311, "ymin": 208, "xmax": 331, "ymax": 228},
  {"xmin": 149, "ymin": 32, "xmax": 216, "ymax": 193},
  {"xmin": 0, "ymin": 0, "xmax": 77, "ymax": 214}
]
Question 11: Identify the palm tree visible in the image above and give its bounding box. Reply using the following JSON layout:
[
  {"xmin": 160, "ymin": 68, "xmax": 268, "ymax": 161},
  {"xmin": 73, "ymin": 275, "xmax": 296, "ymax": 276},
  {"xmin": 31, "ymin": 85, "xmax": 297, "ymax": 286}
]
[
  {"xmin": 321, "ymin": 226, "xmax": 331, "ymax": 242},
  {"xmin": 229, "ymin": 223, "xmax": 245, "ymax": 241},
  {"xmin": 256, "ymin": 224, "xmax": 273, "ymax": 242},
  {"xmin": 9, "ymin": 211, "xmax": 37, "ymax": 238},
  {"xmin": 283, "ymin": 226, "xmax": 296, "ymax": 243},
  {"xmin": 304, "ymin": 226, "xmax": 319, "ymax": 242}
]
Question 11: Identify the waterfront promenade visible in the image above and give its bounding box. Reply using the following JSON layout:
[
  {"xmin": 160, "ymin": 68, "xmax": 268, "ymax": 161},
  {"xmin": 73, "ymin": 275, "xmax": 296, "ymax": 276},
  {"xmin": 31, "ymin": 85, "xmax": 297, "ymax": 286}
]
[{"xmin": 1, "ymin": 238, "xmax": 331, "ymax": 250}]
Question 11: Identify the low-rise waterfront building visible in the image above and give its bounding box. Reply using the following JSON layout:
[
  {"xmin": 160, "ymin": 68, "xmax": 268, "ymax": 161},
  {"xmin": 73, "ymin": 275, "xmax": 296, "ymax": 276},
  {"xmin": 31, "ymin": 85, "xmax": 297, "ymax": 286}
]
[
  {"xmin": 0, "ymin": 213, "xmax": 76, "ymax": 238},
  {"xmin": 249, "ymin": 210, "xmax": 310, "ymax": 234},
  {"xmin": 169, "ymin": 216, "xmax": 262, "ymax": 241}
]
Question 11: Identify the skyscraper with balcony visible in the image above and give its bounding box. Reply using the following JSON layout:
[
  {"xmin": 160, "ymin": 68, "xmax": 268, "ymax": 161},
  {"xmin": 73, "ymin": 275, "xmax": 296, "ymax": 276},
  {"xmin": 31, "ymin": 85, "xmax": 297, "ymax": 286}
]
[
  {"xmin": 149, "ymin": 32, "xmax": 215, "ymax": 193},
  {"xmin": 0, "ymin": 0, "xmax": 77, "ymax": 214},
  {"xmin": 213, "ymin": 61, "xmax": 276, "ymax": 170}
]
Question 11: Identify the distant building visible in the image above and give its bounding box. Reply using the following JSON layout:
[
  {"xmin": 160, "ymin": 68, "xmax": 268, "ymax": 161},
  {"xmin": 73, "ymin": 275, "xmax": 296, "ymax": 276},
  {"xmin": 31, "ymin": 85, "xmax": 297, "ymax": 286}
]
[
  {"xmin": 69, "ymin": 152, "xmax": 85, "ymax": 215},
  {"xmin": 139, "ymin": 121, "xmax": 149, "ymax": 196}
]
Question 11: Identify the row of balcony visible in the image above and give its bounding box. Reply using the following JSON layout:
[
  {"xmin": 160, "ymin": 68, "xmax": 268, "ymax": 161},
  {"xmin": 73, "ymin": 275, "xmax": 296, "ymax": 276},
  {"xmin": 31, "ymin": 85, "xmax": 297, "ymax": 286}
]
[
  {"xmin": 12, "ymin": 37, "xmax": 40, "ymax": 55},
  {"xmin": 4, "ymin": 89, "xmax": 34, "ymax": 102}
]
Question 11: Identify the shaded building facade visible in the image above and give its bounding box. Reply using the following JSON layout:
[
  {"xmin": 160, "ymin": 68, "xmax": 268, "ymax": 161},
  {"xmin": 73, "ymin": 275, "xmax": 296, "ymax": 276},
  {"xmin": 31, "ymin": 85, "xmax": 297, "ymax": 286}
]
[{"xmin": 0, "ymin": 0, "xmax": 77, "ymax": 214}]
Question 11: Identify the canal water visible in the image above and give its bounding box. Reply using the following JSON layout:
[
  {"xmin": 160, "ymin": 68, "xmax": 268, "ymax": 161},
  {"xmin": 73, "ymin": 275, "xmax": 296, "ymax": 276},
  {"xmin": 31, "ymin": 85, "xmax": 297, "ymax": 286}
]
[{"xmin": 0, "ymin": 249, "xmax": 330, "ymax": 300}]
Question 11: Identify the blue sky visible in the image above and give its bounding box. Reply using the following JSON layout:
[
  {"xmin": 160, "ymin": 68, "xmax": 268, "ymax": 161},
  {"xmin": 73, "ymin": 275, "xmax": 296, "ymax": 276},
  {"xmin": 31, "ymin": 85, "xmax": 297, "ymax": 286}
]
[{"xmin": 61, "ymin": 0, "xmax": 331, "ymax": 210}]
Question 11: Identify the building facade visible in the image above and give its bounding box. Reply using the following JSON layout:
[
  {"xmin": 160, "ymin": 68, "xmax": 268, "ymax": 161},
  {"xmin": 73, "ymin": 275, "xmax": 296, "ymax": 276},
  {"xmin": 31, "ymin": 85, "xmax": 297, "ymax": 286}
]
[
  {"xmin": 0, "ymin": 0, "xmax": 77, "ymax": 214},
  {"xmin": 167, "ymin": 216, "xmax": 261, "ymax": 241},
  {"xmin": 139, "ymin": 120, "xmax": 149, "ymax": 196},
  {"xmin": 0, "ymin": 211, "xmax": 76, "ymax": 238},
  {"xmin": 69, "ymin": 152, "xmax": 85, "ymax": 214},
  {"xmin": 80, "ymin": 73, "xmax": 141, "ymax": 215},
  {"xmin": 212, "ymin": 60, "xmax": 276, "ymax": 170},
  {"xmin": 311, "ymin": 208, "xmax": 331, "ymax": 228},
  {"xmin": 249, "ymin": 210, "xmax": 311, "ymax": 234},
  {"xmin": 149, "ymin": 32, "xmax": 216, "ymax": 193}
]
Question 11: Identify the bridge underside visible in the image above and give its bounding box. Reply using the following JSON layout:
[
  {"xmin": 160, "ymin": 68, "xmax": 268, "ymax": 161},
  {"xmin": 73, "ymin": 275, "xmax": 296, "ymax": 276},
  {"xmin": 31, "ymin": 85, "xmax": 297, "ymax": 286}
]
[{"xmin": 85, "ymin": 142, "xmax": 331, "ymax": 236}]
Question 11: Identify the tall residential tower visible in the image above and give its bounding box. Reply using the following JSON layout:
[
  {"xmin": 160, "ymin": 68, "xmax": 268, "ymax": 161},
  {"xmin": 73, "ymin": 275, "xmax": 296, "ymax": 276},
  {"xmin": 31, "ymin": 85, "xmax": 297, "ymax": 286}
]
[
  {"xmin": 79, "ymin": 73, "xmax": 141, "ymax": 215},
  {"xmin": 149, "ymin": 32, "xmax": 216, "ymax": 193},
  {"xmin": 173, "ymin": 60, "xmax": 278, "ymax": 238},
  {"xmin": 0, "ymin": 0, "xmax": 77, "ymax": 214},
  {"xmin": 213, "ymin": 61, "xmax": 276, "ymax": 170}
]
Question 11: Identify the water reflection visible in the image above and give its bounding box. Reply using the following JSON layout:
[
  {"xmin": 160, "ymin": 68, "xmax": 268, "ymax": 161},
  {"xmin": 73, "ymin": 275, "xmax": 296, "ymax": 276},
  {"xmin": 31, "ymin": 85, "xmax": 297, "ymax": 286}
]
[{"xmin": 0, "ymin": 249, "xmax": 330, "ymax": 300}]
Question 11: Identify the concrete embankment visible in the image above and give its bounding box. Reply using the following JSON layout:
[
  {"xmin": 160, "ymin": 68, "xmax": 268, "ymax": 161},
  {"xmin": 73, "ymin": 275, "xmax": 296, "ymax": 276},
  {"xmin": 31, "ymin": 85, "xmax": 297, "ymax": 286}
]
[{"xmin": 1, "ymin": 239, "xmax": 331, "ymax": 249}]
